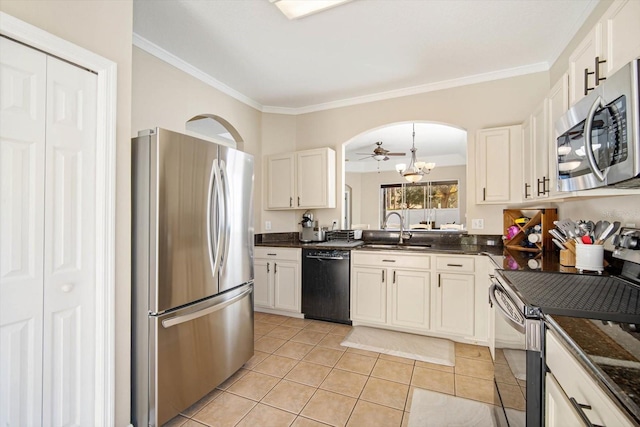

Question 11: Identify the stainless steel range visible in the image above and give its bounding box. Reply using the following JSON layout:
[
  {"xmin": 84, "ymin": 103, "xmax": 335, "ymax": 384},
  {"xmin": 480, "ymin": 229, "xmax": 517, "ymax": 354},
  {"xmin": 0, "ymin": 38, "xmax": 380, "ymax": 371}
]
[{"xmin": 490, "ymin": 226, "xmax": 640, "ymax": 426}]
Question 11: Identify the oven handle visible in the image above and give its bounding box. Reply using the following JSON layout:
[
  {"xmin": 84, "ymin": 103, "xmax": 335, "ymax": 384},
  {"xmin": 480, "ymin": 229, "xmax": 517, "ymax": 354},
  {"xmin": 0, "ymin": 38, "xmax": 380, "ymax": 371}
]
[
  {"xmin": 584, "ymin": 95, "xmax": 606, "ymax": 182},
  {"xmin": 489, "ymin": 281, "xmax": 526, "ymax": 334},
  {"xmin": 306, "ymin": 255, "xmax": 346, "ymax": 260}
]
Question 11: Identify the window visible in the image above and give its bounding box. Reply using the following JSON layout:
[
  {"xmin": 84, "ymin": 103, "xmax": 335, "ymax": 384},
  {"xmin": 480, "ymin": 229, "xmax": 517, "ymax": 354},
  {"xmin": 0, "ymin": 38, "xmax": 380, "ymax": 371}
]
[{"xmin": 381, "ymin": 181, "xmax": 459, "ymax": 228}]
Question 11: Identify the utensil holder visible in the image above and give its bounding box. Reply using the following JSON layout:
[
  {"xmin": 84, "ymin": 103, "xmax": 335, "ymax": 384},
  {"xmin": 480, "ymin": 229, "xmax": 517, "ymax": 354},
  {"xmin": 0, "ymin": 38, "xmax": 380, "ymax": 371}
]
[{"xmin": 575, "ymin": 244, "xmax": 604, "ymax": 273}]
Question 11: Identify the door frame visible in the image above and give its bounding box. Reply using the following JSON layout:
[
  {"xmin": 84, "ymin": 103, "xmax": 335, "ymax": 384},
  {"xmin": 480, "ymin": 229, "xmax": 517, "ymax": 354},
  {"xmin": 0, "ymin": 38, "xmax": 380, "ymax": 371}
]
[{"xmin": 0, "ymin": 12, "xmax": 117, "ymax": 425}]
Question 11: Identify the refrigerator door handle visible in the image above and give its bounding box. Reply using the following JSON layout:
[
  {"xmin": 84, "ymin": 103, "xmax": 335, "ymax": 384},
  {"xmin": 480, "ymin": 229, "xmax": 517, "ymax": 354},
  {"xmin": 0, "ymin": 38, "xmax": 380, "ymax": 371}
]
[
  {"xmin": 161, "ymin": 284, "xmax": 252, "ymax": 328},
  {"xmin": 207, "ymin": 159, "xmax": 224, "ymax": 277},
  {"xmin": 219, "ymin": 160, "xmax": 231, "ymax": 267}
]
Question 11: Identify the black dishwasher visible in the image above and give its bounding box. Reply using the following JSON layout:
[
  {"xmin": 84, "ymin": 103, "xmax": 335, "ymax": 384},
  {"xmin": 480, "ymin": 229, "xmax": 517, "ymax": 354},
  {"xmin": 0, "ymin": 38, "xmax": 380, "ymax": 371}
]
[{"xmin": 302, "ymin": 249, "xmax": 351, "ymax": 324}]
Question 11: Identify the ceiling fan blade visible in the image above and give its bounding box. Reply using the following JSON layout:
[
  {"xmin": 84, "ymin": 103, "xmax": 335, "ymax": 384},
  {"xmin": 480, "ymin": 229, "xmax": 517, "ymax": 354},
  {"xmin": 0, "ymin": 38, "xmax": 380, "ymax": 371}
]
[
  {"xmin": 385, "ymin": 152, "xmax": 406, "ymax": 156},
  {"xmin": 357, "ymin": 155, "xmax": 373, "ymax": 160},
  {"xmin": 356, "ymin": 152, "xmax": 373, "ymax": 155},
  {"xmin": 382, "ymin": 156, "xmax": 390, "ymax": 161}
]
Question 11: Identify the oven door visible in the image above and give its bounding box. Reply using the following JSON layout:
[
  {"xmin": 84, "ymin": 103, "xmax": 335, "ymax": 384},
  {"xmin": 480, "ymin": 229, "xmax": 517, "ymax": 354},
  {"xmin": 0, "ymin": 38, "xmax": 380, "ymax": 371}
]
[{"xmin": 489, "ymin": 278, "xmax": 531, "ymax": 426}]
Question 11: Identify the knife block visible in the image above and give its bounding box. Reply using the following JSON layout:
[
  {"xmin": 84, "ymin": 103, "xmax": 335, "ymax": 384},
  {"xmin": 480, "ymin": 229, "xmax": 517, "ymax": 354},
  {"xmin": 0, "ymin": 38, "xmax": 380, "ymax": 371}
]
[{"xmin": 560, "ymin": 240, "xmax": 576, "ymax": 267}]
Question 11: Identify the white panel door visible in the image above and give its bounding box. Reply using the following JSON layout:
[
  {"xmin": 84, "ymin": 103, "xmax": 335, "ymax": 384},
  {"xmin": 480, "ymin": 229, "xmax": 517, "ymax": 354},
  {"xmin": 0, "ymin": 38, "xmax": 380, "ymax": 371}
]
[
  {"xmin": 266, "ymin": 153, "xmax": 295, "ymax": 209},
  {"xmin": 0, "ymin": 36, "xmax": 47, "ymax": 427},
  {"xmin": 351, "ymin": 267, "xmax": 387, "ymax": 324},
  {"xmin": 42, "ymin": 55, "xmax": 97, "ymax": 427},
  {"xmin": 273, "ymin": 260, "xmax": 300, "ymax": 312},
  {"xmin": 434, "ymin": 273, "xmax": 475, "ymax": 336},
  {"xmin": 253, "ymin": 259, "xmax": 273, "ymax": 308},
  {"xmin": 389, "ymin": 269, "xmax": 430, "ymax": 330}
]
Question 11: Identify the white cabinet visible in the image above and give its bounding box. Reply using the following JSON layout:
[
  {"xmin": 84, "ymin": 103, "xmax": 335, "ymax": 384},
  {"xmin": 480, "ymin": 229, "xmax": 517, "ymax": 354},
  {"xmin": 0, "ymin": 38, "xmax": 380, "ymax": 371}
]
[
  {"xmin": 601, "ymin": 0, "xmax": 640, "ymax": 78},
  {"xmin": 546, "ymin": 373, "xmax": 584, "ymax": 427},
  {"xmin": 351, "ymin": 266, "xmax": 387, "ymax": 324},
  {"xmin": 389, "ymin": 269, "xmax": 431, "ymax": 330},
  {"xmin": 569, "ymin": 0, "xmax": 640, "ymax": 106},
  {"xmin": 351, "ymin": 251, "xmax": 431, "ymax": 331},
  {"xmin": 545, "ymin": 330, "xmax": 635, "ymax": 427},
  {"xmin": 476, "ymin": 125, "xmax": 522, "ymax": 204},
  {"xmin": 265, "ymin": 153, "xmax": 295, "ymax": 209},
  {"xmin": 254, "ymin": 247, "xmax": 301, "ymax": 313},
  {"xmin": 265, "ymin": 147, "xmax": 336, "ymax": 210},
  {"xmin": 0, "ymin": 38, "xmax": 98, "ymax": 426},
  {"xmin": 547, "ymin": 74, "xmax": 570, "ymax": 198},
  {"xmin": 523, "ymin": 101, "xmax": 551, "ymax": 200},
  {"xmin": 569, "ymin": 24, "xmax": 604, "ymax": 106},
  {"xmin": 434, "ymin": 256, "xmax": 475, "ymax": 337}
]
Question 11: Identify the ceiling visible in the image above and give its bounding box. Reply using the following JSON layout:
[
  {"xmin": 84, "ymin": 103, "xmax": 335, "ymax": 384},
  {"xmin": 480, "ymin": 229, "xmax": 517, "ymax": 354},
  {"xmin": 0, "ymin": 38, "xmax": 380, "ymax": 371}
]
[{"xmin": 133, "ymin": 0, "xmax": 597, "ymax": 113}]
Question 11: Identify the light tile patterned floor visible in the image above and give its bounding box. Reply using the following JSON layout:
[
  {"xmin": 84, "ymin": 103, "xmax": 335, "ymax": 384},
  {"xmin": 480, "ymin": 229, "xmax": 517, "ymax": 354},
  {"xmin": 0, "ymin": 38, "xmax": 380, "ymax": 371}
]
[{"xmin": 165, "ymin": 312, "xmax": 523, "ymax": 427}]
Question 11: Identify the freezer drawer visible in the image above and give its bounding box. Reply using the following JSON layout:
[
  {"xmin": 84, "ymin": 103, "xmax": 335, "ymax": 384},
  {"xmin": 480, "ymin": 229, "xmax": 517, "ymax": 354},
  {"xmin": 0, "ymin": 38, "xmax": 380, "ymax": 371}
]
[{"xmin": 146, "ymin": 284, "xmax": 254, "ymax": 427}]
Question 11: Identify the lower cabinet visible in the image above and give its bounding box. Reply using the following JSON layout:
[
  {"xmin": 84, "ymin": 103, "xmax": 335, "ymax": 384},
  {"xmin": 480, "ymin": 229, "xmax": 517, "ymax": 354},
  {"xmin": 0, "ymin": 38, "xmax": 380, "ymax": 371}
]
[
  {"xmin": 434, "ymin": 272, "xmax": 474, "ymax": 336},
  {"xmin": 434, "ymin": 256, "xmax": 476, "ymax": 337},
  {"xmin": 351, "ymin": 251, "xmax": 484, "ymax": 342},
  {"xmin": 545, "ymin": 330, "xmax": 635, "ymax": 426},
  {"xmin": 390, "ymin": 269, "xmax": 431, "ymax": 330},
  {"xmin": 254, "ymin": 247, "xmax": 301, "ymax": 313},
  {"xmin": 351, "ymin": 266, "xmax": 387, "ymax": 324},
  {"xmin": 546, "ymin": 372, "xmax": 584, "ymax": 427}
]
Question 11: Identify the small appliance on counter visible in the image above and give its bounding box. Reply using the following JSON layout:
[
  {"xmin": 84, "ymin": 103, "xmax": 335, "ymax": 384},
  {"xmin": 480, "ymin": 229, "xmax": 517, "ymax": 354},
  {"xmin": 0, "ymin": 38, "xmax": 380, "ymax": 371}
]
[{"xmin": 299, "ymin": 211, "xmax": 326, "ymax": 242}]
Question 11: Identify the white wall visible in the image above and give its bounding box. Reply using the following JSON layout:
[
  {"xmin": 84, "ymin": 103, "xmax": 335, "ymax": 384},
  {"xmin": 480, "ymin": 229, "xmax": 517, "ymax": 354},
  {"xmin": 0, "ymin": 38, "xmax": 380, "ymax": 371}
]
[
  {"xmin": 0, "ymin": 1, "xmax": 133, "ymax": 425},
  {"xmin": 261, "ymin": 72, "xmax": 549, "ymax": 234}
]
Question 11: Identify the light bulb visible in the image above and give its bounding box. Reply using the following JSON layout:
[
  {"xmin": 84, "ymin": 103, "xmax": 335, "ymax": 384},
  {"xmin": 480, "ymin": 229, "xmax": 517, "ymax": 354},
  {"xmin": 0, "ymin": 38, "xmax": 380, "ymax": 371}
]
[{"xmin": 395, "ymin": 163, "xmax": 406, "ymax": 172}]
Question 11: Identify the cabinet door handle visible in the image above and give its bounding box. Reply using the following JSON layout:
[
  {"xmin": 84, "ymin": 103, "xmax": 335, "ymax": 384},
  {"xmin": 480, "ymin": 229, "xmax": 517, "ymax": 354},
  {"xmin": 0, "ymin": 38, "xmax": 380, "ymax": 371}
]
[
  {"xmin": 382, "ymin": 259, "xmax": 396, "ymax": 263},
  {"xmin": 524, "ymin": 183, "xmax": 531, "ymax": 199},
  {"xmin": 438, "ymin": 273, "xmax": 441, "ymax": 287},
  {"xmin": 447, "ymin": 263, "xmax": 463, "ymax": 267},
  {"xmin": 297, "ymin": 196, "xmax": 300, "ymax": 206},
  {"xmin": 290, "ymin": 197, "xmax": 292, "ymax": 207},
  {"xmin": 584, "ymin": 67, "xmax": 595, "ymax": 95},
  {"xmin": 543, "ymin": 176, "xmax": 550, "ymax": 195},
  {"xmin": 393, "ymin": 270, "xmax": 396, "ymax": 283},
  {"xmin": 594, "ymin": 56, "xmax": 606, "ymax": 86},
  {"xmin": 482, "ymin": 187, "xmax": 486, "ymax": 201},
  {"xmin": 569, "ymin": 397, "xmax": 605, "ymax": 427},
  {"xmin": 274, "ymin": 262, "xmax": 277, "ymax": 274},
  {"xmin": 267, "ymin": 262, "xmax": 270, "ymax": 273},
  {"xmin": 267, "ymin": 253, "xmax": 277, "ymax": 256},
  {"xmin": 382, "ymin": 270, "xmax": 385, "ymax": 283},
  {"xmin": 537, "ymin": 178, "xmax": 543, "ymax": 196}
]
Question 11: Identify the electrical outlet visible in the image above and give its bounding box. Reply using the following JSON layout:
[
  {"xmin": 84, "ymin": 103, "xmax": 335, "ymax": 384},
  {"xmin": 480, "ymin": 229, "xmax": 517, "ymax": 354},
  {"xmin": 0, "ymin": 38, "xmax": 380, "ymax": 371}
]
[
  {"xmin": 472, "ymin": 219, "xmax": 484, "ymax": 229},
  {"xmin": 265, "ymin": 221, "xmax": 272, "ymax": 230},
  {"xmin": 332, "ymin": 219, "xmax": 339, "ymax": 229}
]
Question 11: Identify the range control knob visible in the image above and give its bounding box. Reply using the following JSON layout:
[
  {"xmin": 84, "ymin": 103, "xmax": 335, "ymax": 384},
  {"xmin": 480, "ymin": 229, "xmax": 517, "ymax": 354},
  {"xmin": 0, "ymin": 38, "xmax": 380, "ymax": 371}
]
[{"xmin": 627, "ymin": 235, "xmax": 639, "ymax": 250}]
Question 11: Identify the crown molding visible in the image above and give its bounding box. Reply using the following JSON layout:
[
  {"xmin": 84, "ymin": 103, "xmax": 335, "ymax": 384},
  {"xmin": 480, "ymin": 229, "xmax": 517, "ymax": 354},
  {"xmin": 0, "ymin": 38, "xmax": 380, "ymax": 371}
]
[
  {"xmin": 266, "ymin": 61, "xmax": 550, "ymax": 115},
  {"xmin": 133, "ymin": 33, "xmax": 263, "ymax": 111},
  {"xmin": 134, "ymin": 32, "xmax": 549, "ymax": 116}
]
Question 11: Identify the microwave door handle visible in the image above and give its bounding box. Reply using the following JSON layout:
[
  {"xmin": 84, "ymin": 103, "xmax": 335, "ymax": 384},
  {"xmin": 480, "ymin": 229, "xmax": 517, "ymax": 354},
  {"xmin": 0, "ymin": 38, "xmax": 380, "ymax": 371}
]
[{"xmin": 584, "ymin": 95, "xmax": 606, "ymax": 182}]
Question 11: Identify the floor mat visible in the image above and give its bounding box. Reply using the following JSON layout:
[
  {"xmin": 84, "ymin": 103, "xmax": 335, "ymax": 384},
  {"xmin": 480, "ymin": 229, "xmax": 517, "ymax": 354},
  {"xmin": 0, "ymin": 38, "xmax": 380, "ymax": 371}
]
[
  {"xmin": 340, "ymin": 326, "xmax": 455, "ymax": 366},
  {"xmin": 408, "ymin": 389, "xmax": 509, "ymax": 427}
]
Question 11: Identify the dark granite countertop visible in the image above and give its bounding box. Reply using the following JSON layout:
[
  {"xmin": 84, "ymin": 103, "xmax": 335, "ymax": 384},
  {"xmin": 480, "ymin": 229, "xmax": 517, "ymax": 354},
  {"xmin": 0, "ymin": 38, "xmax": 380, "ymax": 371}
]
[{"xmin": 255, "ymin": 231, "xmax": 504, "ymax": 256}]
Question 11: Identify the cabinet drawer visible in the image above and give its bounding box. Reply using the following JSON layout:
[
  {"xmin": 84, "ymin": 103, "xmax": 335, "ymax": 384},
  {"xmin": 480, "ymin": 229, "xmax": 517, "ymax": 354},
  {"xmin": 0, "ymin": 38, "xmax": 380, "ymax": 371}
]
[
  {"xmin": 255, "ymin": 247, "xmax": 301, "ymax": 261},
  {"xmin": 353, "ymin": 251, "xmax": 430, "ymax": 269},
  {"xmin": 436, "ymin": 256, "xmax": 474, "ymax": 273},
  {"xmin": 546, "ymin": 330, "xmax": 634, "ymax": 427}
]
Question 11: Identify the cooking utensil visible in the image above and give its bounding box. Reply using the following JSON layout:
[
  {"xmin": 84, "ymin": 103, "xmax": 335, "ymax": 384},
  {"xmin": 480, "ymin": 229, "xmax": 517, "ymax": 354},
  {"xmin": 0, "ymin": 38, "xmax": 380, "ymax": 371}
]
[
  {"xmin": 595, "ymin": 222, "xmax": 615, "ymax": 245},
  {"xmin": 593, "ymin": 220, "xmax": 604, "ymax": 240},
  {"xmin": 581, "ymin": 235, "xmax": 593, "ymax": 244},
  {"xmin": 549, "ymin": 228, "xmax": 567, "ymax": 243},
  {"xmin": 552, "ymin": 238, "xmax": 567, "ymax": 250},
  {"xmin": 555, "ymin": 218, "xmax": 582, "ymax": 244}
]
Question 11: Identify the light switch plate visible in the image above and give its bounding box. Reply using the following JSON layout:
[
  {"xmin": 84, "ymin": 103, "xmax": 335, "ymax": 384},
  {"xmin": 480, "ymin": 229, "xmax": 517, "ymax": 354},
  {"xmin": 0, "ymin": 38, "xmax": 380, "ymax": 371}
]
[{"xmin": 265, "ymin": 221, "xmax": 272, "ymax": 230}]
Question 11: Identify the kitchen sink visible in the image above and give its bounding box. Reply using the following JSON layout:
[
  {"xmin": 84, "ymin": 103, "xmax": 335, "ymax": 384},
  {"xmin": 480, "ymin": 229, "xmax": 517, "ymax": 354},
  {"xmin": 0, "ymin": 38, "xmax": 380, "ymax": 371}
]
[{"xmin": 362, "ymin": 244, "xmax": 432, "ymax": 250}]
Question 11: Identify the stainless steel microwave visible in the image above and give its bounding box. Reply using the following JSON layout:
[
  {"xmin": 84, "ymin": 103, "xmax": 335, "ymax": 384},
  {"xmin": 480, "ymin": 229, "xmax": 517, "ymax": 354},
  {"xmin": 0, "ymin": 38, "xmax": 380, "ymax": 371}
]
[{"xmin": 555, "ymin": 58, "xmax": 640, "ymax": 191}]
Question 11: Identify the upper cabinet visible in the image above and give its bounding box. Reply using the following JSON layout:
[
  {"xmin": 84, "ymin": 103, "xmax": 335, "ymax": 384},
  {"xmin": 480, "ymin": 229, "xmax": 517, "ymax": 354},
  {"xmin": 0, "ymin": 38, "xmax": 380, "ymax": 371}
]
[
  {"xmin": 522, "ymin": 101, "xmax": 550, "ymax": 201},
  {"xmin": 265, "ymin": 147, "xmax": 336, "ymax": 210},
  {"xmin": 476, "ymin": 125, "xmax": 522, "ymax": 204},
  {"xmin": 547, "ymin": 74, "xmax": 570, "ymax": 198},
  {"xmin": 569, "ymin": 0, "xmax": 640, "ymax": 106}
]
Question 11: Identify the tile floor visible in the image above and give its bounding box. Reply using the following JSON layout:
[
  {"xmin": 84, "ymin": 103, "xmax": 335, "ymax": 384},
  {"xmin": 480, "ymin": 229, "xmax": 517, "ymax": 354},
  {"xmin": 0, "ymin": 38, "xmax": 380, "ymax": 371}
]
[{"xmin": 165, "ymin": 312, "xmax": 525, "ymax": 427}]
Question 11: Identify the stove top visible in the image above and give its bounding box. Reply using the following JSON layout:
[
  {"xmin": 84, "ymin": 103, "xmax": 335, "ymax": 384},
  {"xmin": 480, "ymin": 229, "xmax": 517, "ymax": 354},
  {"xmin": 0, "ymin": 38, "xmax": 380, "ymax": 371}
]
[{"xmin": 499, "ymin": 270, "xmax": 639, "ymax": 323}]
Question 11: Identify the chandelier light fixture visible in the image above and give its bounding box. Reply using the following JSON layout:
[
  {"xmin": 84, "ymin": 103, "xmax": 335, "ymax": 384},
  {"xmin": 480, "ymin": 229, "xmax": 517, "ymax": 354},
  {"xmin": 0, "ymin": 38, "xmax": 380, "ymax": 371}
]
[{"xmin": 395, "ymin": 123, "xmax": 436, "ymax": 183}]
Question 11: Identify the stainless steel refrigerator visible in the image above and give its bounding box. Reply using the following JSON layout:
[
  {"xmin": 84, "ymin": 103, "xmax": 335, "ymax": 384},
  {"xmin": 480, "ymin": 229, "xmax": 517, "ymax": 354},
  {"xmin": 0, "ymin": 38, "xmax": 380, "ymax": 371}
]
[{"xmin": 131, "ymin": 128, "xmax": 254, "ymax": 427}]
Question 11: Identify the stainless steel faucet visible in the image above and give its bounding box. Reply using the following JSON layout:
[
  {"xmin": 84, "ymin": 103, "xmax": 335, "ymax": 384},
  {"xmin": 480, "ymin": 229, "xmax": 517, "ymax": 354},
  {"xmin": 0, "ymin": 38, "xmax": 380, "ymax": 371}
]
[{"xmin": 382, "ymin": 212, "xmax": 411, "ymax": 244}]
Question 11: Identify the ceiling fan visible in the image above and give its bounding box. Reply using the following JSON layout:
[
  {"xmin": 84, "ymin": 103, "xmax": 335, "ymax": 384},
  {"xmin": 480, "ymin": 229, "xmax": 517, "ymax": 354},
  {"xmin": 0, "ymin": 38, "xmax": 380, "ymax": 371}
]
[{"xmin": 356, "ymin": 141, "xmax": 405, "ymax": 161}]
